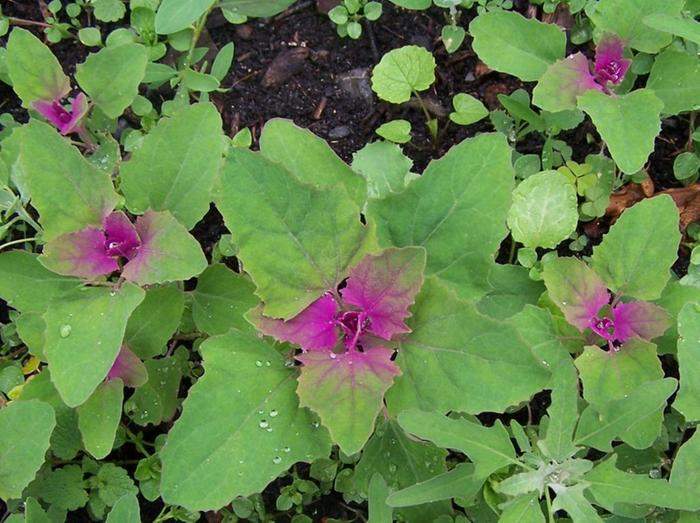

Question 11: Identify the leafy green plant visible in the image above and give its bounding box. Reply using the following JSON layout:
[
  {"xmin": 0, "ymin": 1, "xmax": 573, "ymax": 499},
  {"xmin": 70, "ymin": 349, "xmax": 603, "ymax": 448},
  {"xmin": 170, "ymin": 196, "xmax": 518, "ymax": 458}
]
[{"xmin": 328, "ymin": 0, "xmax": 382, "ymax": 39}]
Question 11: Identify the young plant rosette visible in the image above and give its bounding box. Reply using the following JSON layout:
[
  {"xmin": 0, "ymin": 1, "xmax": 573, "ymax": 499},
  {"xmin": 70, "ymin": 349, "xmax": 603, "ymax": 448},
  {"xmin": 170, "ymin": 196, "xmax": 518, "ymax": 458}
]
[{"xmin": 250, "ymin": 246, "xmax": 426, "ymax": 454}]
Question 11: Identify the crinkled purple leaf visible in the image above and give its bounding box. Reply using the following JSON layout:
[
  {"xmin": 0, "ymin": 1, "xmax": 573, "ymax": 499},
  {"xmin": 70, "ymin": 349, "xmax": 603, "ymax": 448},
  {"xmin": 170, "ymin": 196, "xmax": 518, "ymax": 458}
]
[
  {"xmin": 296, "ymin": 347, "xmax": 400, "ymax": 454},
  {"xmin": 32, "ymin": 93, "xmax": 88, "ymax": 135},
  {"xmin": 594, "ymin": 34, "xmax": 631, "ymax": 85},
  {"xmin": 612, "ymin": 301, "xmax": 670, "ymax": 343},
  {"xmin": 103, "ymin": 211, "xmax": 140, "ymax": 259},
  {"xmin": 542, "ymin": 257, "xmax": 610, "ymax": 332},
  {"xmin": 40, "ymin": 226, "xmax": 118, "ymax": 279},
  {"xmin": 341, "ymin": 247, "xmax": 426, "ymax": 341},
  {"xmin": 248, "ymin": 294, "xmax": 339, "ymax": 350},
  {"xmin": 533, "ymin": 53, "xmax": 603, "ymax": 112},
  {"xmin": 107, "ymin": 344, "xmax": 148, "ymax": 388}
]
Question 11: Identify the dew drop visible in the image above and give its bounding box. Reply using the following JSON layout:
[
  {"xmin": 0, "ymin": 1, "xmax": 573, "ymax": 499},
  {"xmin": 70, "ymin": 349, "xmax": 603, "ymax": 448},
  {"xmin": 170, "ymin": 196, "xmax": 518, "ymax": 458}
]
[
  {"xmin": 255, "ymin": 360, "xmax": 263, "ymax": 367},
  {"xmin": 270, "ymin": 409, "xmax": 278, "ymax": 417},
  {"xmin": 388, "ymin": 464, "xmax": 397, "ymax": 473},
  {"xmin": 330, "ymin": 353, "xmax": 337, "ymax": 359},
  {"xmin": 283, "ymin": 446, "xmax": 291, "ymax": 453},
  {"xmin": 266, "ymin": 428, "xmax": 273, "ymax": 432},
  {"xmin": 312, "ymin": 421, "xmax": 320, "ymax": 428},
  {"xmin": 59, "ymin": 324, "xmax": 72, "ymax": 338},
  {"xmin": 265, "ymin": 360, "xmax": 271, "ymax": 367},
  {"xmin": 259, "ymin": 420, "xmax": 269, "ymax": 429},
  {"xmin": 258, "ymin": 409, "xmax": 264, "ymax": 415},
  {"xmin": 272, "ymin": 456, "xmax": 282, "ymax": 465},
  {"xmin": 648, "ymin": 469, "xmax": 662, "ymax": 479}
]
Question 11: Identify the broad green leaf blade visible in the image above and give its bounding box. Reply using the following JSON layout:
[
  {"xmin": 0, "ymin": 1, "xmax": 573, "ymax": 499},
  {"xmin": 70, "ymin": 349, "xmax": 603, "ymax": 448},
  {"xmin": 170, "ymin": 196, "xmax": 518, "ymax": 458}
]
[
  {"xmin": 578, "ymin": 89, "xmax": 663, "ymax": 175},
  {"xmin": 386, "ymin": 279, "xmax": 551, "ymax": 415},
  {"xmin": 155, "ymin": 0, "xmax": 215, "ymax": 34},
  {"xmin": 575, "ymin": 341, "xmax": 663, "ymax": 409},
  {"xmin": 646, "ymin": 49, "xmax": 700, "ymax": 116},
  {"xmin": 585, "ymin": 456, "xmax": 700, "ymax": 511},
  {"xmin": 6, "ymin": 28, "xmax": 69, "ymax": 105},
  {"xmin": 386, "ymin": 463, "xmax": 484, "ymax": 508},
  {"xmin": 449, "ymin": 93, "xmax": 489, "ymax": 126},
  {"xmin": 124, "ymin": 355, "xmax": 183, "ymax": 427},
  {"xmin": 367, "ymin": 133, "xmax": 513, "ymax": 301},
  {"xmin": 589, "ymin": 0, "xmax": 684, "ymax": 53},
  {"xmin": 351, "ymin": 141, "xmax": 414, "ymax": 201},
  {"xmin": 533, "ymin": 53, "xmax": 601, "ymax": 113},
  {"xmin": 469, "ymin": 11, "xmax": 566, "ymax": 81},
  {"xmin": 297, "ymin": 348, "xmax": 399, "ymax": 455},
  {"xmin": 590, "ymin": 195, "xmax": 680, "ymax": 299},
  {"xmin": 574, "ymin": 378, "xmax": 676, "ymax": 451},
  {"xmin": 0, "ymin": 251, "xmax": 80, "ymax": 313},
  {"xmin": 670, "ymin": 429, "xmax": 700, "ymax": 492},
  {"xmin": 476, "ymin": 264, "xmax": 545, "ymax": 321},
  {"xmin": 160, "ymin": 330, "xmax": 332, "ymax": 511},
  {"xmin": 673, "ymin": 303, "xmax": 700, "ymax": 421},
  {"xmin": 218, "ymin": 0, "xmax": 296, "ymax": 17},
  {"xmin": 75, "ymin": 44, "xmax": 148, "ymax": 119},
  {"xmin": 43, "ymin": 284, "xmax": 145, "ymax": 407},
  {"xmin": 77, "ymin": 379, "xmax": 123, "ymax": 459},
  {"xmin": 0, "ymin": 400, "xmax": 55, "ymax": 499},
  {"xmin": 354, "ymin": 418, "xmax": 449, "ymax": 522},
  {"xmin": 105, "ymin": 493, "xmax": 141, "ymax": 523},
  {"xmin": 25, "ymin": 497, "xmax": 52, "ymax": 523},
  {"xmin": 550, "ymin": 484, "xmax": 603, "ymax": 523},
  {"xmin": 120, "ymin": 103, "xmax": 224, "ymax": 229},
  {"xmin": 260, "ymin": 119, "xmax": 366, "ymax": 207},
  {"xmin": 121, "ymin": 211, "xmax": 207, "ymax": 285},
  {"xmin": 507, "ymin": 170, "xmax": 578, "ymax": 248},
  {"xmin": 216, "ymin": 148, "xmax": 375, "ymax": 319},
  {"xmin": 125, "ymin": 285, "xmax": 185, "ymax": 359},
  {"xmin": 368, "ymin": 474, "xmax": 392, "ymax": 523},
  {"xmin": 18, "ymin": 122, "xmax": 119, "ymax": 241},
  {"xmin": 654, "ymin": 281, "xmax": 700, "ymax": 355},
  {"xmin": 643, "ymin": 14, "xmax": 700, "ymax": 45},
  {"xmin": 371, "ymin": 45, "xmax": 436, "ymax": 103},
  {"xmin": 540, "ymin": 359, "xmax": 579, "ymax": 461}
]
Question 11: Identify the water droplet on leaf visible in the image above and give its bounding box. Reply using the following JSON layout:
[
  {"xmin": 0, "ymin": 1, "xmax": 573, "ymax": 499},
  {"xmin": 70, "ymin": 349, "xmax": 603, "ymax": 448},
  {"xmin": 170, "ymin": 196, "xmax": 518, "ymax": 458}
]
[
  {"xmin": 59, "ymin": 324, "xmax": 72, "ymax": 338},
  {"xmin": 272, "ymin": 456, "xmax": 282, "ymax": 464}
]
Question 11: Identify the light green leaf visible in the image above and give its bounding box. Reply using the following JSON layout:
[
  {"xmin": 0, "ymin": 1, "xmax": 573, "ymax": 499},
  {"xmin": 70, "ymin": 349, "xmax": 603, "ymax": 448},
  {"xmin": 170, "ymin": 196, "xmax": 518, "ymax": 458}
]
[
  {"xmin": 654, "ymin": 281, "xmax": 700, "ymax": 354},
  {"xmin": 0, "ymin": 400, "xmax": 55, "ymax": 499},
  {"xmin": 77, "ymin": 379, "xmax": 123, "ymax": 459},
  {"xmin": 386, "ymin": 463, "xmax": 484, "ymax": 508},
  {"xmin": 182, "ymin": 69, "xmax": 220, "ymax": 92},
  {"xmin": 259, "ymin": 118, "xmax": 366, "ymax": 207},
  {"xmin": 155, "ymin": 0, "xmax": 216, "ymax": 34},
  {"xmin": 643, "ymin": 14, "xmax": 700, "ymax": 45},
  {"xmin": 387, "ymin": 0, "xmax": 431, "ymax": 8},
  {"xmin": 92, "ymin": 0, "xmax": 127, "ymax": 22},
  {"xmin": 578, "ymin": 89, "xmax": 663, "ymax": 175},
  {"xmin": 28, "ymin": 464, "xmax": 88, "ymax": 510},
  {"xmin": 6, "ymin": 28, "xmax": 70, "ymax": 105},
  {"xmin": 218, "ymin": 0, "xmax": 296, "ymax": 17},
  {"xmin": 673, "ymin": 303, "xmax": 700, "ymax": 421},
  {"xmin": 351, "ymin": 141, "xmax": 413, "ymax": 200},
  {"xmin": 124, "ymin": 354, "xmax": 183, "ymax": 426},
  {"xmin": 589, "ymin": 0, "xmax": 684, "ymax": 53},
  {"xmin": 442, "ymin": 25, "xmax": 466, "ymax": 54},
  {"xmin": 590, "ymin": 195, "xmax": 680, "ymax": 299},
  {"xmin": 469, "ymin": 11, "xmax": 566, "ymax": 81},
  {"xmin": 211, "ymin": 42, "xmax": 235, "ymax": 81},
  {"xmin": 120, "ymin": 103, "xmax": 224, "ymax": 229},
  {"xmin": 75, "ymin": 44, "xmax": 148, "ymax": 118},
  {"xmin": 96, "ymin": 463, "xmax": 137, "ymax": 506},
  {"xmin": 550, "ymin": 484, "xmax": 603, "ymax": 523},
  {"xmin": 476, "ymin": 264, "xmax": 545, "ymax": 321},
  {"xmin": 376, "ymin": 119, "xmax": 412, "ymax": 144},
  {"xmin": 367, "ymin": 133, "xmax": 513, "ymax": 300},
  {"xmin": 18, "ymin": 122, "xmax": 119, "ymax": 241},
  {"xmin": 24, "ymin": 497, "xmax": 51, "ymax": 523},
  {"xmin": 371, "ymin": 45, "xmax": 436, "ymax": 103},
  {"xmin": 540, "ymin": 359, "xmax": 579, "ymax": 461},
  {"xmin": 216, "ymin": 148, "xmax": 375, "ymax": 319},
  {"xmin": 105, "ymin": 493, "xmax": 141, "ymax": 523},
  {"xmin": 43, "ymin": 284, "xmax": 145, "ymax": 407},
  {"xmin": 125, "ymin": 285, "xmax": 185, "ymax": 359},
  {"xmin": 670, "ymin": 428, "xmax": 700, "ymax": 494},
  {"xmin": 500, "ymin": 494, "xmax": 547, "ymax": 523},
  {"xmin": 368, "ymin": 474, "xmax": 392, "ymax": 523},
  {"xmin": 507, "ymin": 170, "xmax": 578, "ymax": 249},
  {"xmin": 646, "ymin": 49, "xmax": 700, "ymax": 115},
  {"xmin": 160, "ymin": 330, "xmax": 331, "ymax": 511},
  {"xmin": 449, "ymin": 93, "xmax": 488, "ymax": 126}
]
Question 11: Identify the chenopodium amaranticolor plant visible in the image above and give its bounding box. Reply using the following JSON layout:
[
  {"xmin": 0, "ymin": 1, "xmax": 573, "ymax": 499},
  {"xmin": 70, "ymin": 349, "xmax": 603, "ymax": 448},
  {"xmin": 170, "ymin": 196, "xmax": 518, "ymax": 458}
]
[
  {"xmin": 250, "ymin": 246, "xmax": 426, "ymax": 454},
  {"xmin": 533, "ymin": 33, "xmax": 631, "ymax": 113}
]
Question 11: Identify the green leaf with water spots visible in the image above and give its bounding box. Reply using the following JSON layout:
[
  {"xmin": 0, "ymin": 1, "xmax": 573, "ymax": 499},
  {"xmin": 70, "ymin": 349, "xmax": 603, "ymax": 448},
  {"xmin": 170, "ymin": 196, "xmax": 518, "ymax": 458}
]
[
  {"xmin": 125, "ymin": 285, "xmax": 185, "ymax": 359},
  {"xmin": 646, "ymin": 49, "xmax": 700, "ymax": 116},
  {"xmin": 352, "ymin": 141, "xmax": 414, "ymax": 201},
  {"xmin": 643, "ymin": 14, "xmax": 700, "ymax": 45},
  {"xmin": 673, "ymin": 303, "xmax": 700, "ymax": 421},
  {"xmin": 540, "ymin": 359, "xmax": 579, "ymax": 461},
  {"xmin": 77, "ymin": 379, "xmax": 123, "ymax": 459},
  {"xmin": 386, "ymin": 463, "xmax": 484, "ymax": 508}
]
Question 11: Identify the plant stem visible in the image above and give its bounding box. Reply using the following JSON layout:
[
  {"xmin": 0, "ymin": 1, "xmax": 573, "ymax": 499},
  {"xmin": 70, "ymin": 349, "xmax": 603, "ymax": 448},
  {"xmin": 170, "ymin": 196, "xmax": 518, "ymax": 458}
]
[
  {"xmin": 123, "ymin": 425, "xmax": 152, "ymax": 457},
  {"xmin": 183, "ymin": 7, "xmax": 213, "ymax": 72},
  {"xmin": 688, "ymin": 111, "xmax": 696, "ymax": 149},
  {"xmin": 508, "ymin": 237, "xmax": 517, "ymax": 264},
  {"xmin": 8, "ymin": 17, "xmax": 51, "ymax": 28},
  {"xmin": 412, "ymin": 90, "xmax": 438, "ymax": 141},
  {"xmin": 0, "ymin": 237, "xmax": 38, "ymax": 251},
  {"xmin": 545, "ymin": 487, "xmax": 555, "ymax": 523}
]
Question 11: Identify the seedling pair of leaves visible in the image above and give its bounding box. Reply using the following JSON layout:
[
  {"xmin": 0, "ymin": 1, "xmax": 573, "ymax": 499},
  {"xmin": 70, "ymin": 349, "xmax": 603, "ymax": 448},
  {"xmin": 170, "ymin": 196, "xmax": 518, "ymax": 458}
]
[{"xmin": 328, "ymin": 0, "xmax": 382, "ymax": 40}]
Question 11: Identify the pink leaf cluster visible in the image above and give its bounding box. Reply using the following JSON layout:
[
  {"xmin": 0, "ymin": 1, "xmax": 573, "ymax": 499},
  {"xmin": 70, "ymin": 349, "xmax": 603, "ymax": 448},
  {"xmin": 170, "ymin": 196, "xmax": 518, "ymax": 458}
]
[
  {"xmin": 32, "ymin": 92, "xmax": 89, "ymax": 136},
  {"xmin": 107, "ymin": 345, "xmax": 148, "ymax": 388}
]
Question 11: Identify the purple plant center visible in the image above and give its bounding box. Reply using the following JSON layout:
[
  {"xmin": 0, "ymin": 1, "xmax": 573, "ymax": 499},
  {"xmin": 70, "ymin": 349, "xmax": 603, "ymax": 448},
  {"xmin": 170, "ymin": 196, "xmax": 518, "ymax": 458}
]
[
  {"xmin": 52, "ymin": 102, "xmax": 74, "ymax": 124},
  {"xmin": 336, "ymin": 310, "xmax": 371, "ymax": 350},
  {"xmin": 596, "ymin": 60, "xmax": 624, "ymax": 85},
  {"xmin": 590, "ymin": 316, "xmax": 615, "ymax": 340}
]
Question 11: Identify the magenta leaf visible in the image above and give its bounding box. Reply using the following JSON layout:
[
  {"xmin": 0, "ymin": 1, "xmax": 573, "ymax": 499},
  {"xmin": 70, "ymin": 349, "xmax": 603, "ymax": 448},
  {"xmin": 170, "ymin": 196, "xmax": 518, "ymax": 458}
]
[
  {"xmin": 341, "ymin": 247, "xmax": 426, "ymax": 341},
  {"xmin": 41, "ymin": 226, "xmax": 118, "ymax": 279},
  {"xmin": 32, "ymin": 92, "xmax": 88, "ymax": 135},
  {"xmin": 107, "ymin": 344, "xmax": 148, "ymax": 388},
  {"xmin": 594, "ymin": 34, "xmax": 631, "ymax": 86},
  {"xmin": 296, "ymin": 347, "xmax": 400, "ymax": 454},
  {"xmin": 533, "ymin": 53, "xmax": 603, "ymax": 112},
  {"xmin": 249, "ymin": 294, "xmax": 340, "ymax": 351},
  {"xmin": 103, "ymin": 211, "xmax": 140, "ymax": 259},
  {"xmin": 612, "ymin": 301, "xmax": 670, "ymax": 343}
]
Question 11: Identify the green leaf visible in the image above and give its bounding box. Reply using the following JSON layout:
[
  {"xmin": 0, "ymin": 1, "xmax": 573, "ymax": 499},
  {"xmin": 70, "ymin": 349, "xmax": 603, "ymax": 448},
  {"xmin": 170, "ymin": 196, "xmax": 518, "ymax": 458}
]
[
  {"xmin": 216, "ymin": 148, "xmax": 375, "ymax": 319},
  {"xmin": 398, "ymin": 409, "xmax": 516, "ymax": 478},
  {"xmin": 77, "ymin": 379, "xmax": 123, "ymax": 459},
  {"xmin": 476, "ymin": 264, "xmax": 545, "ymax": 321},
  {"xmin": 24, "ymin": 497, "xmax": 52, "ymax": 523},
  {"xmin": 124, "ymin": 354, "xmax": 184, "ymax": 426},
  {"xmin": 160, "ymin": 330, "xmax": 331, "ymax": 511},
  {"xmin": 211, "ymin": 42, "xmax": 235, "ymax": 82},
  {"xmin": 500, "ymin": 494, "xmax": 547, "ymax": 523},
  {"xmin": 590, "ymin": 195, "xmax": 680, "ymax": 299},
  {"xmin": 351, "ymin": 141, "xmax": 414, "ymax": 201},
  {"xmin": 367, "ymin": 133, "xmax": 513, "ymax": 300},
  {"xmin": 155, "ymin": 0, "xmax": 215, "ymax": 34},
  {"xmin": 92, "ymin": 0, "xmax": 127, "ymax": 22},
  {"xmin": 120, "ymin": 103, "xmax": 224, "ymax": 229},
  {"xmin": 29, "ymin": 464, "xmax": 88, "ymax": 510},
  {"xmin": 376, "ymin": 119, "xmax": 412, "ymax": 144},
  {"xmin": 643, "ymin": 14, "xmax": 700, "ymax": 45},
  {"xmin": 259, "ymin": 119, "xmax": 366, "ymax": 208},
  {"xmin": 670, "ymin": 428, "xmax": 700, "ymax": 493},
  {"xmin": 646, "ymin": 49, "xmax": 700, "ymax": 115},
  {"xmin": 386, "ymin": 279, "xmax": 552, "ymax": 414},
  {"xmin": 449, "ymin": 93, "xmax": 488, "ymax": 126},
  {"xmin": 192, "ymin": 264, "xmax": 258, "ymax": 336},
  {"xmin": 18, "ymin": 122, "xmax": 119, "ymax": 241},
  {"xmin": 0, "ymin": 251, "xmax": 80, "ymax": 313},
  {"xmin": 6, "ymin": 28, "xmax": 70, "ymax": 105},
  {"xmin": 0, "ymin": 400, "xmax": 55, "ymax": 499},
  {"xmin": 577, "ymin": 89, "xmax": 663, "ymax": 175},
  {"xmin": 368, "ymin": 474, "xmax": 392, "ymax": 523},
  {"xmin": 469, "ymin": 11, "xmax": 566, "ymax": 81},
  {"xmin": 507, "ymin": 170, "xmax": 578, "ymax": 249},
  {"xmin": 533, "ymin": 54, "xmax": 597, "ymax": 113},
  {"xmin": 371, "ymin": 45, "xmax": 436, "ymax": 103},
  {"xmin": 218, "ymin": 0, "xmax": 296, "ymax": 17},
  {"xmin": 182, "ymin": 69, "xmax": 220, "ymax": 92},
  {"xmin": 589, "ymin": 0, "xmax": 684, "ymax": 53},
  {"xmin": 95, "ymin": 463, "xmax": 137, "ymax": 506},
  {"xmin": 673, "ymin": 303, "xmax": 700, "ymax": 421},
  {"xmin": 125, "ymin": 285, "xmax": 185, "ymax": 359},
  {"xmin": 540, "ymin": 359, "xmax": 579, "ymax": 461},
  {"xmin": 105, "ymin": 493, "xmax": 141, "ymax": 523},
  {"xmin": 75, "ymin": 44, "xmax": 148, "ymax": 118},
  {"xmin": 654, "ymin": 281, "xmax": 700, "ymax": 354},
  {"xmin": 441, "ymin": 25, "xmax": 466, "ymax": 54},
  {"xmin": 43, "ymin": 284, "xmax": 145, "ymax": 407},
  {"xmin": 388, "ymin": 0, "xmax": 431, "ymax": 8},
  {"xmin": 78, "ymin": 27, "xmax": 102, "ymax": 47},
  {"xmin": 550, "ymin": 484, "xmax": 603, "ymax": 523},
  {"xmin": 585, "ymin": 455, "xmax": 700, "ymax": 511},
  {"xmin": 386, "ymin": 463, "xmax": 483, "ymax": 508}
]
